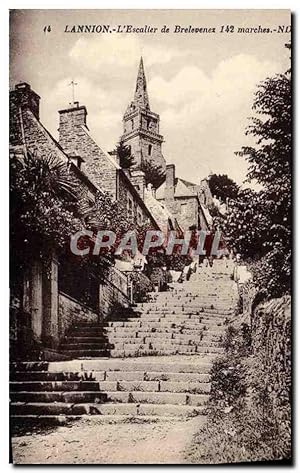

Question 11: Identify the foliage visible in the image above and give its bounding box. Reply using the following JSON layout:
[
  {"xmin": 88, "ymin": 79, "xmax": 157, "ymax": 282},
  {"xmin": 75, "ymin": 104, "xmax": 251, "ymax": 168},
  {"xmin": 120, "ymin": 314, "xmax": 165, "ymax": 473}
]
[
  {"xmin": 10, "ymin": 151, "xmax": 83, "ymax": 269},
  {"xmin": 114, "ymin": 140, "xmax": 135, "ymax": 169},
  {"xmin": 214, "ymin": 45, "xmax": 291, "ymax": 297},
  {"xmin": 187, "ymin": 405, "xmax": 291, "ymax": 464},
  {"xmin": 188, "ymin": 305, "xmax": 291, "ymax": 464},
  {"xmin": 129, "ymin": 271, "xmax": 154, "ymax": 302},
  {"xmin": 141, "ymin": 159, "xmax": 166, "ymax": 189},
  {"xmin": 79, "ymin": 190, "xmax": 134, "ymax": 237},
  {"xmin": 10, "ymin": 151, "xmax": 135, "ymax": 281},
  {"xmin": 210, "ymin": 325, "xmax": 251, "ymax": 408},
  {"xmin": 209, "ymin": 174, "xmax": 239, "ymax": 202}
]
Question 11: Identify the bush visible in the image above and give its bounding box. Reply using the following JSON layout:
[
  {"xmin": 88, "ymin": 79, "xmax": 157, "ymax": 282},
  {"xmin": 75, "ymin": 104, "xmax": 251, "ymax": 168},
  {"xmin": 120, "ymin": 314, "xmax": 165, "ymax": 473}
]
[
  {"xmin": 187, "ymin": 405, "xmax": 290, "ymax": 464},
  {"xmin": 130, "ymin": 271, "xmax": 154, "ymax": 303},
  {"xmin": 188, "ymin": 313, "xmax": 291, "ymax": 464}
]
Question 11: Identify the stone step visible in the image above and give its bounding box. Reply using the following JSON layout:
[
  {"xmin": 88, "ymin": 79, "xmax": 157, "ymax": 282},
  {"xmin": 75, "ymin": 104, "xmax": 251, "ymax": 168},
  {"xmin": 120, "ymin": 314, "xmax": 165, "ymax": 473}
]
[
  {"xmin": 63, "ymin": 337, "xmax": 109, "ymax": 344},
  {"xmin": 107, "ymin": 321, "xmax": 225, "ymax": 330},
  {"xmin": 109, "ymin": 336, "xmax": 203, "ymax": 345},
  {"xmin": 11, "ymin": 359, "xmax": 213, "ymax": 374},
  {"xmin": 105, "ymin": 327, "xmax": 223, "ymax": 336},
  {"xmin": 127, "ymin": 314, "xmax": 228, "ymax": 322},
  {"xmin": 135, "ymin": 307, "xmax": 234, "ymax": 315},
  {"xmin": 12, "ymin": 369, "xmax": 211, "ymax": 383},
  {"xmin": 68, "ymin": 327, "xmax": 105, "ymax": 335},
  {"xmin": 10, "ymin": 391, "xmax": 107, "ymax": 403},
  {"xmin": 137, "ymin": 297, "xmax": 234, "ymax": 302},
  {"xmin": 148, "ymin": 300, "xmax": 234, "ymax": 306},
  {"xmin": 11, "ymin": 371, "xmax": 103, "ymax": 382},
  {"xmin": 107, "ymin": 371, "xmax": 211, "ymax": 383},
  {"xmin": 11, "ymin": 403, "xmax": 207, "ymax": 417},
  {"xmin": 10, "ymin": 381, "xmax": 102, "ymax": 392},
  {"xmin": 111, "ymin": 339, "xmax": 220, "ymax": 349},
  {"xmin": 11, "ymin": 390, "xmax": 209, "ymax": 413},
  {"xmin": 109, "ymin": 338, "xmax": 221, "ymax": 348},
  {"xmin": 102, "ymin": 391, "xmax": 209, "ymax": 405},
  {"xmin": 60, "ymin": 342, "xmax": 112, "ymax": 351},
  {"xmin": 57, "ymin": 349, "xmax": 110, "ymax": 358},
  {"xmin": 10, "ymin": 362, "xmax": 49, "ymax": 373},
  {"xmin": 110, "ymin": 346, "xmax": 223, "ymax": 357}
]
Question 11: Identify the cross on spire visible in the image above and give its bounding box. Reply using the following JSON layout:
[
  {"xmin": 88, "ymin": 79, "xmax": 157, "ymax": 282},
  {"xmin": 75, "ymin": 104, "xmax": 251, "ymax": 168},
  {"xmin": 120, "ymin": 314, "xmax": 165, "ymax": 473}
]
[{"xmin": 68, "ymin": 79, "xmax": 78, "ymax": 104}]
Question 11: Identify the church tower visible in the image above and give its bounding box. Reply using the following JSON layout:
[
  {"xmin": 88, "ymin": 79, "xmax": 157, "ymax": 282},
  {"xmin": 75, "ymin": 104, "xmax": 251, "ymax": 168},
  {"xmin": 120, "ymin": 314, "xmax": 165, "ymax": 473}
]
[{"xmin": 121, "ymin": 57, "xmax": 166, "ymax": 183}]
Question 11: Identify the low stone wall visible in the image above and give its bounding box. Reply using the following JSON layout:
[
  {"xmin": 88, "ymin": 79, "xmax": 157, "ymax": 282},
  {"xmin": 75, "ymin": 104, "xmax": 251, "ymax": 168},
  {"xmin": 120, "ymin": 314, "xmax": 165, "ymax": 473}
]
[
  {"xmin": 251, "ymin": 296, "xmax": 291, "ymax": 432},
  {"xmin": 58, "ymin": 292, "xmax": 99, "ymax": 337},
  {"xmin": 238, "ymin": 273, "xmax": 291, "ymax": 433}
]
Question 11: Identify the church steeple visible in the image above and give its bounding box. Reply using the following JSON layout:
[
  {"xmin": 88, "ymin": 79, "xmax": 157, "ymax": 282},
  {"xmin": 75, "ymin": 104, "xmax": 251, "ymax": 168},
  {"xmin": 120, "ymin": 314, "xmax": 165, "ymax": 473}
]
[
  {"xmin": 133, "ymin": 57, "xmax": 150, "ymax": 110},
  {"xmin": 121, "ymin": 57, "xmax": 166, "ymax": 186}
]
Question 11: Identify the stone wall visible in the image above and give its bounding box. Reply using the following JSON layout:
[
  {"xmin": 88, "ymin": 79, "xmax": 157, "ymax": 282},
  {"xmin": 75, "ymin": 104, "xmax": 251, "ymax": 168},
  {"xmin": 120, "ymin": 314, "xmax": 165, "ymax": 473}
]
[
  {"xmin": 118, "ymin": 172, "xmax": 152, "ymax": 226},
  {"xmin": 163, "ymin": 196, "xmax": 198, "ymax": 231},
  {"xmin": 251, "ymin": 296, "xmax": 291, "ymax": 437},
  {"xmin": 238, "ymin": 276, "xmax": 291, "ymax": 436},
  {"xmin": 58, "ymin": 291, "xmax": 99, "ymax": 337}
]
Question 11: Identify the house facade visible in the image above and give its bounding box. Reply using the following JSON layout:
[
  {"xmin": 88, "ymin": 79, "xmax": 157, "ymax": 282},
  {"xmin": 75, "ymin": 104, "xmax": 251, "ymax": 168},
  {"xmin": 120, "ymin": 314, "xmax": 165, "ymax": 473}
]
[
  {"xmin": 9, "ymin": 83, "xmax": 132, "ymax": 358},
  {"xmin": 156, "ymin": 164, "xmax": 213, "ymax": 231}
]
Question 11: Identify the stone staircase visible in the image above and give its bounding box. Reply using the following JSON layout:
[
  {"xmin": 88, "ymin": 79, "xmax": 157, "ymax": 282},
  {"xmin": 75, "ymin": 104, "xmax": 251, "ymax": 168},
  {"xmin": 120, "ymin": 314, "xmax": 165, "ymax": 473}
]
[
  {"xmin": 106, "ymin": 274, "xmax": 236, "ymax": 357},
  {"xmin": 58, "ymin": 324, "xmax": 112, "ymax": 359},
  {"xmin": 10, "ymin": 270, "xmax": 238, "ymax": 430}
]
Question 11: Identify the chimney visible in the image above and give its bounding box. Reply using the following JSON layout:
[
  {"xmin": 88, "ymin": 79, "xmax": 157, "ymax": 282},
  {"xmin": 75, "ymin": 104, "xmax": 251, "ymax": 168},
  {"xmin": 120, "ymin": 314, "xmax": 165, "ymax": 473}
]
[
  {"xmin": 10, "ymin": 82, "xmax": 40, "ymax": 120},
  {"xmin": 147, "ymin": 183, "xmax": 156, "ymax": 199},
  {"xmin": 58, "ymin": 102, "xmax": 88, "ymax": 156},
  {"xmin": 130, "ymin": 169, "xmax": 146, "ymax": 200},
  {"xmin": 165, "ymin": 164, "xmax": 175, "ymax": 201}
]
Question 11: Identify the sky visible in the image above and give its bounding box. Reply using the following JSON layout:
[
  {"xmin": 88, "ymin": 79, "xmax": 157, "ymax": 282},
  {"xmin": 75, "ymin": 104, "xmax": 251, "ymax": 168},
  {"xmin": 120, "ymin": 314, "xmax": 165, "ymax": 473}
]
[{"xmin": 10, "ymin": 9, "xmax": 291, "ymax": 186}]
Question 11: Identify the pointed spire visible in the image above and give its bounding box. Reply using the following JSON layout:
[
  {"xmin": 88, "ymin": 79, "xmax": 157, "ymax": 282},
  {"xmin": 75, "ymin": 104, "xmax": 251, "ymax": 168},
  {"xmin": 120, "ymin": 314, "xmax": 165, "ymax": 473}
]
[{"xmin": 133, "ymin": 57, "xmax": 150, "ymax": 109}]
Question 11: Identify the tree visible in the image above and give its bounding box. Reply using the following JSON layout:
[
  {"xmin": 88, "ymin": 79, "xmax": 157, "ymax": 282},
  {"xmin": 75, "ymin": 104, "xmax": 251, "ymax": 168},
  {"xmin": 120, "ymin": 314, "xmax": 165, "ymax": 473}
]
[
  {"xmin": 115, "ymin": 140, "xmax": 135, "ymax": 169},
  {"xmin": 209, "ymin": 174, "xmax": 239, "ymax": 202},
  {"xmin": 141, "ymin": 159, "xmax": 166, "ymax": 189},
  {"xmin": 10, "ymin": 151, "xmax": 82, "ymax": 262},
  {"xmin": 219, "ymin": 44, "xmax": 291, "ymax": 297}
]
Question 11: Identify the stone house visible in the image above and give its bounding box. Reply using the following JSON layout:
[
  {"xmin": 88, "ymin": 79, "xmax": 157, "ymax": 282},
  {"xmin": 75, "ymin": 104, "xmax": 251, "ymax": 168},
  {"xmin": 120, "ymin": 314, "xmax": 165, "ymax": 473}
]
[
  {"xmin": 156, "ymin": 164, "xmax": 213, "ymax": 231},
  {"xmin": 9, "ymin": 82, "xmax": 136, "ymax": 358},
  {"xmin": 58, "ymin": 102, "xmax": 158, "ymax": 229}
]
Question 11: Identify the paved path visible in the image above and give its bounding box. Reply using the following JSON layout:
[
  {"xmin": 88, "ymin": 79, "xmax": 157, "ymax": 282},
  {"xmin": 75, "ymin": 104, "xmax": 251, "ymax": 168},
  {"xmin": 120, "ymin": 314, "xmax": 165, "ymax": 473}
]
[{"xmin": 12, "ymin": 415, "xmax": 206, "ymax": 464}]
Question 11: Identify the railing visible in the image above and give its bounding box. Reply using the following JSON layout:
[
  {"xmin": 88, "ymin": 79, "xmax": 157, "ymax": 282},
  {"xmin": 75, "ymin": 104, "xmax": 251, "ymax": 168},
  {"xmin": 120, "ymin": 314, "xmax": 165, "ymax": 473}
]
[{"xmin": 106, "ymin": 265, "xmax": 129, "ymax": 298}]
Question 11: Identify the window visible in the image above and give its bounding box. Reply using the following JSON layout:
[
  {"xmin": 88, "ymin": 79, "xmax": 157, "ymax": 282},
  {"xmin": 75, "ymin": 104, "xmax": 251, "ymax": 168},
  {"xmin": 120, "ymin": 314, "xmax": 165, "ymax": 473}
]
[{"xmin": 148, "ymin": 144, "xmax": 152, "ymax": 156}]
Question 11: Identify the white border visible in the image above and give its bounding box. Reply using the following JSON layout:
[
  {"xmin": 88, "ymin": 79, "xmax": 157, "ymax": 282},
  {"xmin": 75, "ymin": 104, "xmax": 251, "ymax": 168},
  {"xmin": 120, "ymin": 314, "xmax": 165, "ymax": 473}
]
[{"xmin": 1, "ymin": 1, "xmax": 298, "ymax": 471}]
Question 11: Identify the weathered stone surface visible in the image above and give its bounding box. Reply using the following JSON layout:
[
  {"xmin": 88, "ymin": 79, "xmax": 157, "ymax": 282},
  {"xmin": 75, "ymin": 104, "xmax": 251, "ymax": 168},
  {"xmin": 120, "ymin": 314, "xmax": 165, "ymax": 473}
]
[
  {"xmin": 138, "ymin": 404, "xmax": 206, "ymax": 417},
  {"xmin": 105, "ymin": 371, "xmax": 145, "ymax": 381},
  {"xmin": 160, "ymin": 381, "xmax": 211, "ymax": 394},
  {"xmin": 127, "ymin": 391, "xmax": 187, "ymax": 405}
]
